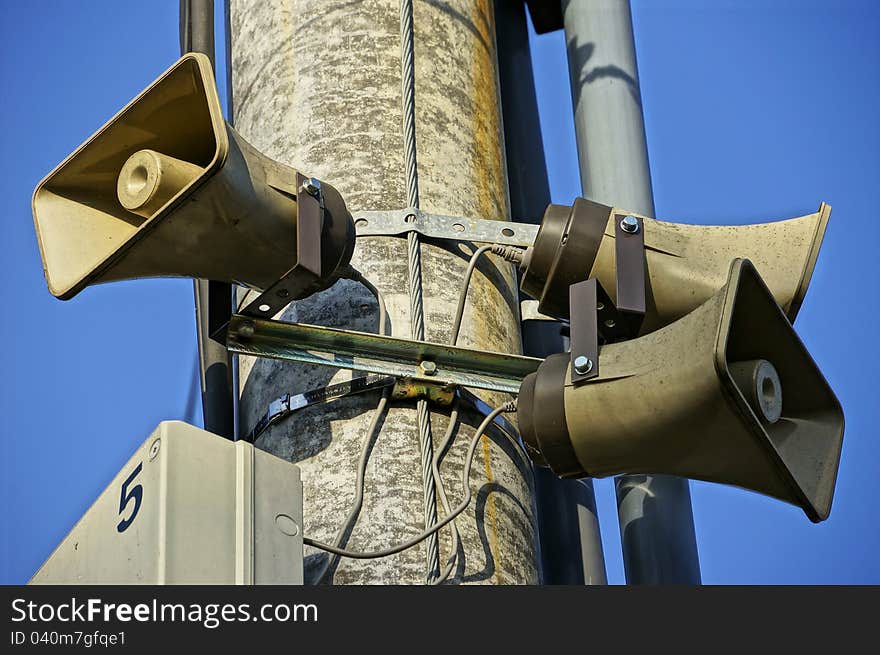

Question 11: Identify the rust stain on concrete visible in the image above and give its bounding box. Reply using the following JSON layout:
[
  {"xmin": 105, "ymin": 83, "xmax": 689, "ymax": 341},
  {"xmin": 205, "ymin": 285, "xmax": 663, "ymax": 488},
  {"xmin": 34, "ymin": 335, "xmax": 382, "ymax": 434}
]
[{"xmin": 480, "ymin": 433, "xmax": 501, "ymax": 584}]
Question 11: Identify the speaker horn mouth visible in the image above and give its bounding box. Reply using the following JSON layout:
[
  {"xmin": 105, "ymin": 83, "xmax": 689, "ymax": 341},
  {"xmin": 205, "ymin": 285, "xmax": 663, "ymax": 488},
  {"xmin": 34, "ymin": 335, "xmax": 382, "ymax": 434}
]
[{"xmin": 31, "ymin": 53, "xmax": 228, "ymax": 300}]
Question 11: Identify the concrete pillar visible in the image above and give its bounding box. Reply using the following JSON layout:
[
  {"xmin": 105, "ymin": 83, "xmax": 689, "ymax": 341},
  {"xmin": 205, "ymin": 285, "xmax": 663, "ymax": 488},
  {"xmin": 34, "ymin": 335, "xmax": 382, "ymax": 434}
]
[{"xmin": 229, "ymin": 0, "xmax": 538, "ymax": 584}]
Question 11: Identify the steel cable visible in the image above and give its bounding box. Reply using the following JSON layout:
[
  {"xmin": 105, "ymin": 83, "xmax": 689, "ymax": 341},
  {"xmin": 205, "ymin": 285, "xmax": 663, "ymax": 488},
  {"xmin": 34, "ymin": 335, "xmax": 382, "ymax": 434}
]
[{"xmin": 399, "ymin": 0, "xmax": 440, "ymax": 583}]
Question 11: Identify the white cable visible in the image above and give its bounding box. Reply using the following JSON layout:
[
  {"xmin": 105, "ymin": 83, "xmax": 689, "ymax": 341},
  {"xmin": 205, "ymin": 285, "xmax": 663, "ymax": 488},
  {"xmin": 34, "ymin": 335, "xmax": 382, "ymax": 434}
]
[
  {"xmin": 310, "ymin": 268, "xmax": 389, "ymax": 584},
  {"xmin": 451, "ymin": 244, "xmax": 525, "ymax": 345},
  {"xmin": 303, "ymin": 402, "xmax": 515, "ymax": 560}
]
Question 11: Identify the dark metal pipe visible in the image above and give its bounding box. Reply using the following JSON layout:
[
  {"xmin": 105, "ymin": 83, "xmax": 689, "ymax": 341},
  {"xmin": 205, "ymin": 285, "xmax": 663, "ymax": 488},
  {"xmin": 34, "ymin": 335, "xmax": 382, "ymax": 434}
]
[
  {"xmin": 495, "ymin": 0, "xmax": 607, "ymax": 585},
  {"xmin": 180, "ymin": 0, "xmax": 235, "ymax": 440}
]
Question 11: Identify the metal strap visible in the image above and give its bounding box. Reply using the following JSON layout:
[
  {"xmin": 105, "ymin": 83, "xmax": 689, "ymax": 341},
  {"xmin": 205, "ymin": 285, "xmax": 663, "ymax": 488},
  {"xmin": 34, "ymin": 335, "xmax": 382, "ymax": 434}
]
[
  {"xmin": 353, "ymin": 208, "xmax": 539, "ymax": 248},
  {"xmin": 245, "ymin": 374, "xmax": 396, "ymax": 443}
]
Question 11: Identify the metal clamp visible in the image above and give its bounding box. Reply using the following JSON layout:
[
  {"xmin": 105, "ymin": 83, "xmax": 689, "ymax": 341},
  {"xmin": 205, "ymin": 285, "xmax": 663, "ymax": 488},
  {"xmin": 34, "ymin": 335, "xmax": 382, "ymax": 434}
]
[
  {"xmin": 391, "ymin": 378, "xmax": 456, "ymax": 405},
  {"xmin": 245, "ymin": 373, "xmax": 396, "ymax": 442},
  {"xmin": 353, "ymin": 207, "xmax": 539, "ymax": 248}
]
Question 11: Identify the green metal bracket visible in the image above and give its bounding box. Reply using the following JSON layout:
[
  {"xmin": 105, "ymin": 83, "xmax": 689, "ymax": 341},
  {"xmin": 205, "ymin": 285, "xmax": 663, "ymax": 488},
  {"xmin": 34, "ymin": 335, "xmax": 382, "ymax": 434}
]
[{"xmin": 226, "ymin": 315, "xmax": 541, "ymax": 394}]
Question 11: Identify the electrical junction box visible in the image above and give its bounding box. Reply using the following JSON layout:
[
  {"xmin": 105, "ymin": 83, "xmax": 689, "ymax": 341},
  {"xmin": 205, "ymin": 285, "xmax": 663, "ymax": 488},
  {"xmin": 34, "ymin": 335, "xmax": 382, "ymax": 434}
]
[{"xmin": 30, "ymin": 421, "xmax": 303, "ymax": 584}]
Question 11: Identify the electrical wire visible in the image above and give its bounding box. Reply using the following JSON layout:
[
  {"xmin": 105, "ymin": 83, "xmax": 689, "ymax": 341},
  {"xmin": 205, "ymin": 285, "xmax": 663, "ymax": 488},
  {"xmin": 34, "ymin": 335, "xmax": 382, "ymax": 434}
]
[
  {"xmin": 436, "ymin": 242, "xmax": 492, "ymax": 582},
  {"xmin": 451, "ymin": 244, "xmax": 525, "ymax": 346},
  {"xmin": 451, "ymin": 244, "xmax": 494, "ymax": 345},
  {"xmin": 341, "ymin": 266, "xmax": 387, "ymax": 338},
  {"xmin": 312, "ymin": 391, "xmax": 390, "ymax": 583},
  {"xmin": 309, "ymin": 266, "xmax": 390, "ymax": 584},
  {"xmin": 435, "ymin": 242, "xmax": 494, "ymax": 582},
  {"xmin": 435, "ymin": 243, "xmax": 527, "ymax": 581},
  {"xmin": 303, "ymin": 401, "xmax": 516, "ymax": 560}
]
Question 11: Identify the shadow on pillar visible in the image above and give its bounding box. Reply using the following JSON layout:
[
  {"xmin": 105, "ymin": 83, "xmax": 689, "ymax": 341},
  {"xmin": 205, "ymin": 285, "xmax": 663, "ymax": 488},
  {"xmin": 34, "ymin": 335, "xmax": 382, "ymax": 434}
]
[{"xmin": 616, "ymin": 475, "xmax": 701, "ymax": 584}]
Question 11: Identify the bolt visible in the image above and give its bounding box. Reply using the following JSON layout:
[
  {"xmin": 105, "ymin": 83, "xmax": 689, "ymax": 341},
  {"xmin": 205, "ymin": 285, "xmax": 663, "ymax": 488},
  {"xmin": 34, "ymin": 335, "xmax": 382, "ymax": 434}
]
[
  {"xmin": 620, "ymin": 215, "xmax": 640, "ymax": 234},
  {"xmin": 239, "ymin": 320, "xmax": 256, "ymax": 337},
  {"xmin": 301, "ymin": 177, "xmax": 321, "ymax": 197},
  {"xmin": 419, "ymin": 360, "xmax": 437, "ymax": 376},
  {"xmin": 573, "ymin": 355, "xmax": 593, "ymax": 375},
  {"xmin": 149, "ymin": 439, "xmax": 161, "ymax": 461}
]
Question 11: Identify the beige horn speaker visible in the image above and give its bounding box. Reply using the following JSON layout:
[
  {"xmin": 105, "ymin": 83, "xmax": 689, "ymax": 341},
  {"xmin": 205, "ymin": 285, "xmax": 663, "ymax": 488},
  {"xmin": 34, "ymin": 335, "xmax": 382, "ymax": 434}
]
[
  {"xmin": 517, "ymin": 258, "xmax": 844, "ymax": 522},
  {"xmin": 520, "ymin": 197, "xmax": 830, "ymax": 333},
  {"xmin": 32, "ymin": 53, "xmax": 355, "ymax": 301}
]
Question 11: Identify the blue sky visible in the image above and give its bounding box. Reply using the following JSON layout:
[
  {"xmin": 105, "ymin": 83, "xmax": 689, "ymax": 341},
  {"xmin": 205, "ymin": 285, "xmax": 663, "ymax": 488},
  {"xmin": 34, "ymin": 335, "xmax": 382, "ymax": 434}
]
[{"xmin": 1, "ymin": 0, "xmax": 878, "ymax": 584}]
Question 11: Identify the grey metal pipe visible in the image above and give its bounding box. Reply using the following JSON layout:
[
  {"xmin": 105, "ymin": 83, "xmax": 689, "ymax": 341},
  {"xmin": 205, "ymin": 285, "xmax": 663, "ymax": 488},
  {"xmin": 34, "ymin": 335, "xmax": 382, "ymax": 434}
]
[
  {"xmin": 561, "ymin": 0, "xmax": 700, "ymax": 584},
  {"xmin": 495, "ymin": 0, "xmax": 606, "ymax": 585},
  {"xmin": 180, "ymin": 0, "xmax": 235, "ymax": 440}
]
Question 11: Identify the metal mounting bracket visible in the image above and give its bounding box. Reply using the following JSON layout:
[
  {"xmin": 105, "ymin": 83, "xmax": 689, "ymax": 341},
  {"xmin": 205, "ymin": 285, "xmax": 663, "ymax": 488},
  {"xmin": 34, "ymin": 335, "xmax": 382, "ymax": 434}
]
[
  {"xmin": 239, "ymin": 173, "xmax": 325, "ymax": 319},
  {"xmin": 210, "ymin": 174, "xmax": 325, "ymax": 344},
  {"xmin": 613, "ymin": 213, "xmax": 646, "ymax": 335},
  {"xmin": 569, "ymin": 214, "xmax": 647, "ymax": 386},
  {"xmin": 353, "ymin": 207, "xmax": 539, "ymax": 248},
  {"xmin": 225, "ymin": 315, "xmax": 541, "ymax": 394},
  {"xmin": 569, "ymin": 279, "xmax": 600, "ymax": 383}
]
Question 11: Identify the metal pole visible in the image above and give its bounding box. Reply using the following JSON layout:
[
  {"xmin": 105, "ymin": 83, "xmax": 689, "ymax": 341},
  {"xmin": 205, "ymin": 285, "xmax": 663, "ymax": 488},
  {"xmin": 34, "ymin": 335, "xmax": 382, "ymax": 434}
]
[
  {"xmin": 561, "ymin": 0, "xmax": 701, "ymax": 584},
  {"xmin": 180, "ymin": 0, "xmax": 235, "ymax": 440},
  {"xmin": 228, "ymin": 0, "xmax": 538, "ymax": 585},
  {"xmin": 494, "ymin": 0, "xmax": 606, "ymax": 585}
]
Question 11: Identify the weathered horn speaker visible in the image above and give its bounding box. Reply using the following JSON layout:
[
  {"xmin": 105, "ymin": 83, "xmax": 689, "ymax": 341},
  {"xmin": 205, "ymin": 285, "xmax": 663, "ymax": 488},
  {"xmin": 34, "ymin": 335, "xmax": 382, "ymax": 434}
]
[
  {"xmin": 517, "ymin": 259, "xmax": 844, "ymax": 522},
  {"xmin": 32, "ymin": 53, "xmax": 354, "ymax": 301},
  {"xmin": 520, "ymin": 198, "xmax": 830, "ymax": 333}
]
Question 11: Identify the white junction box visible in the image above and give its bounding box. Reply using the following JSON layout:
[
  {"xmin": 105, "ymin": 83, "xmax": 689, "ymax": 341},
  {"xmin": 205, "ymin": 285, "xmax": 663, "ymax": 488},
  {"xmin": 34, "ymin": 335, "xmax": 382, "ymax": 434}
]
[{"xmin": 31, "ymin": 421, "xmax": 303, "ymax": 584}]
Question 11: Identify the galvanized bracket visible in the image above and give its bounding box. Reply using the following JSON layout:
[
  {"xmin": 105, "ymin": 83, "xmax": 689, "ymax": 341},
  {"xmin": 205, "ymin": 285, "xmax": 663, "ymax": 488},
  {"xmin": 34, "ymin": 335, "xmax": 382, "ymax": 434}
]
[
  {"xmin": 226, "ymin": 315, "xmax": 541, "ymax": 394},
  {"xmin": 353, "ymin": 207, "xmax": 539, "ymax": 248},
  {"xmin": 239, "ymin": 174, "xmax": 325, "ymax": 319},
  {"xmin": 569, "ymin": 214, "xmax": 647, "ymax": 386}
]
